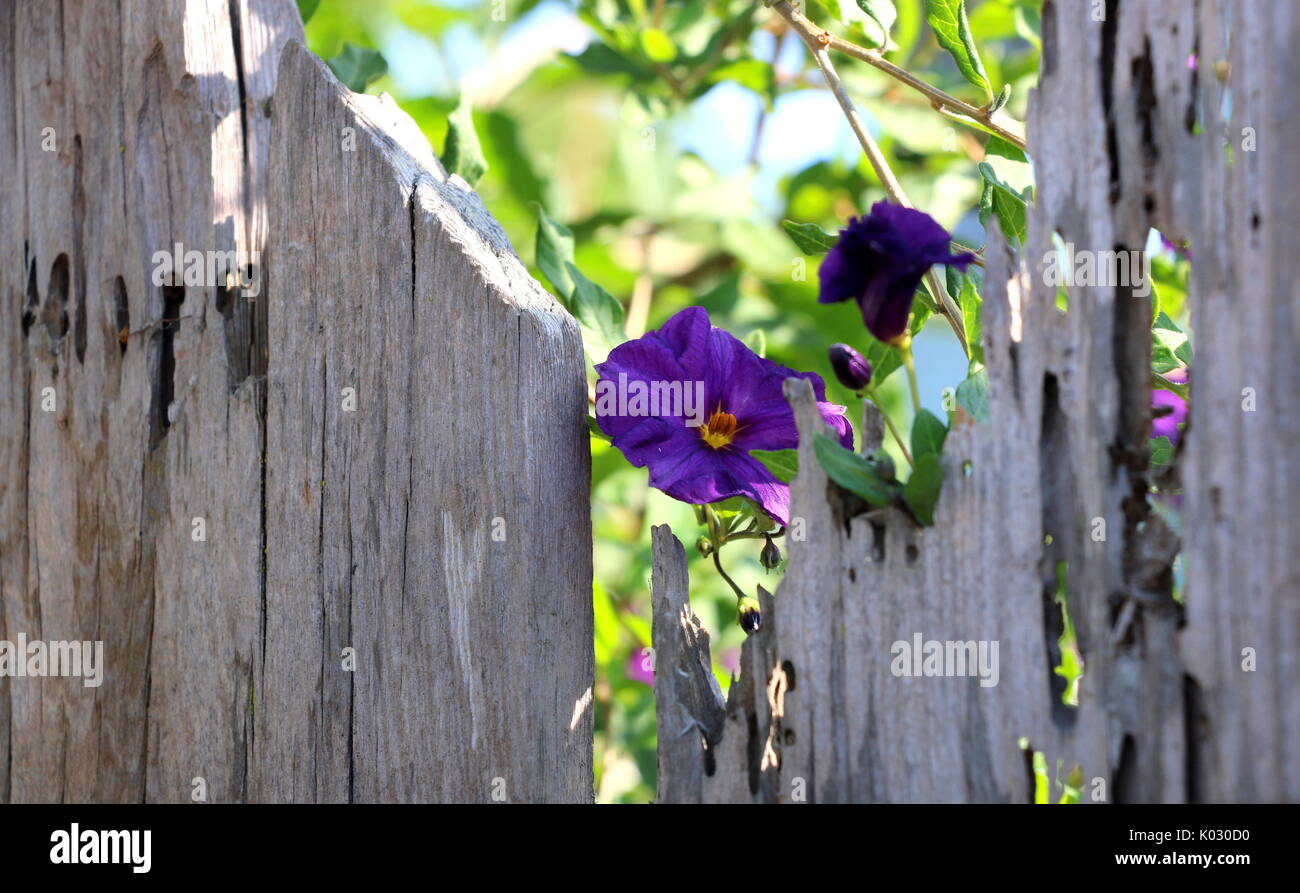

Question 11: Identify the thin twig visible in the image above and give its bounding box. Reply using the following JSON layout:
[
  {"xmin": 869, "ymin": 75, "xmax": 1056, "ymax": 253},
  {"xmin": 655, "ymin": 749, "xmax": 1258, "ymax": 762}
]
[
  {"xmin": 768, "ymin": 1, "xmax": 1027, "ymax": 152},
  {"xmin": 625, "ymin": 230, "xmax": 655, "ymax": 339},
  {"xmin": 868, "ymin": 389, "xmax": 913, "ymax": 466},
  {"xmin": 789, "ymin": 21, "xmax": 970, "ymax": 357}
]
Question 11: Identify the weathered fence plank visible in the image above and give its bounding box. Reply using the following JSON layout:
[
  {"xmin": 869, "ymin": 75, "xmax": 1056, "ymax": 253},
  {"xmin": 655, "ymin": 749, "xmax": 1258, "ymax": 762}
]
[
  {"xmin": 653, "ymin": 0, "xmax": 1298, "ymax": 804},
  {"xmin": 1, "ymin": 0, "xmax": 592, "ymax": 803},
  {"xmin": 253, "ymin": 43, "xmax": 593, "ymax": 803}
]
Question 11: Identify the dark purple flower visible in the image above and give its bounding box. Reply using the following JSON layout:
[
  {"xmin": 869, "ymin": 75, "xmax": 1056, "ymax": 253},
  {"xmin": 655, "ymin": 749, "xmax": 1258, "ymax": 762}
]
[
  {"xmin": 1151, "ymin": 389, "xmax": 1188, "ymax": 443},
  {"xmin": 818, "ymin": 201, "xmax": 975, "ymax": 344},
  {"xmin": 594, "ymin": 307, "xmax": 853, "ymax": 526},
  {"xmin": 828, "ymin": 343, "xmax": 872, "ymax": 391}
]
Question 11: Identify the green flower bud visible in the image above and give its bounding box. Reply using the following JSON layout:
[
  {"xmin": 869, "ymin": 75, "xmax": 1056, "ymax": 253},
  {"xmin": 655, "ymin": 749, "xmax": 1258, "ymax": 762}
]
[
  {"xmin": 695, "ymin": 536, "xmax": 714, "ymax": 558},
  {"xmin": 738, "ymin": 596, "xmax": 762, "ymax": 635}
]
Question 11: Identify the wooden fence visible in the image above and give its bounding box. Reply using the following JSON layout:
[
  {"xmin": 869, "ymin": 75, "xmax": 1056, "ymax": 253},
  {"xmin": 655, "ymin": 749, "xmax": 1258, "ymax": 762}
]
[{"xmin": 651, "ymin": 0, "xmax": 1298, "ymax": 803}]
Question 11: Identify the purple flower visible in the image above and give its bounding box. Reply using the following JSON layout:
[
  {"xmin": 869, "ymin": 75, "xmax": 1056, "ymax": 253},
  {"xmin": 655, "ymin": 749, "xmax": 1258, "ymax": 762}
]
[
  {"xmin": 627, "ymin": 649, "xmax": 654, "ymax": 687},
  {"xmin": 594, "ymin": 307, "xmax": 853, "ymax": 526},
  {"xmin": 1158, "ymin": 231, "xmax": 1192, "ymax": 261},
  {"xmin": 828, "ymin": 343, "xmax": 872, "ymax": 391},
  {"xmin": 1151, "ymin": 389, "xmax": 1188, "ymax": 443},
  {"xmin": 819, "ymin": 201, "xmax": 975, "ymax": 344}
]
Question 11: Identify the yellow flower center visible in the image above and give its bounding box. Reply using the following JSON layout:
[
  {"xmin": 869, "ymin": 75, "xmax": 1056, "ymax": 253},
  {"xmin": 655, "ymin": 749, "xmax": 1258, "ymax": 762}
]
[{"xmin": 700, "ymin": 410, "xmax": 740, "ymax": 450}]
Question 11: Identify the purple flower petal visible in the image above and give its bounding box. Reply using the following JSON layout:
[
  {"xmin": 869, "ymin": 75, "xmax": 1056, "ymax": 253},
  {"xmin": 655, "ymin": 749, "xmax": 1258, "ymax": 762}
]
[
  {"xmin": 1151, "ymin": 389, "xmax": 1188, "ymax": 444},
  {"xmin": 594, "ymin": 306, "xmax": 853, "ymax": 526}
]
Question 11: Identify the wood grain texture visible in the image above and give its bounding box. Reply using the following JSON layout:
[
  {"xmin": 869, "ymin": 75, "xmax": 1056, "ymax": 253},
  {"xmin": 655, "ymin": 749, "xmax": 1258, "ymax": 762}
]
[
  {"xmin": 1, "ymin": 1, "xmax": 592, "ymax": 803},
  {"xmin": 653, "ymin": 0, "xmax": 1298, "ymax": 803},
  {"xmin": 253, "ymin": 43, "xmax": 592, "ymax": 803}
]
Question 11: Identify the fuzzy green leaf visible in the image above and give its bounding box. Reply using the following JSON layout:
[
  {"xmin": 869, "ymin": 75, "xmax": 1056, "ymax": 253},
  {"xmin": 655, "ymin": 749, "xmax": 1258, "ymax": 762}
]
[
  {"xmin": 782, "ymin": 220, "xmax": 837, "ymax": 256},
  {"xmin": 442, "ymin": 93, "xmax": 488, "ymax": 188},
  {"xmin": 911, "ymin": 408, "xmax": 949, "ymax": 459},
  {"xmin": 903, "ymin": 452, "xmax": 944, "ymax": 525},
  {"xmin": 978, "ymin": 161, "xmax": 1029, "ymax": 244},
  {"xmin": 533, "ymin": 205, "xmax": 577, "ymax": 305},
  {"xmin": 956, "ymin": 366, "xmax": 990, "ymax": 422},
  {"xmin": 752, "ymin": 449, "xmax": 799, "ymax": 484},
  {"xmin": 326, "ymin": 43, "xmax": 388, "ymax": 93},
  {"xmin": 567, "ymin": 263, "xmax": 626, "ymax": 365},
  {"xmin": 814, "ymin": 434, "xmax": 894, "ymax": 507},
  {"xmin": 924, "ymin": 0, "xmax": 993, "ymax": 100}
]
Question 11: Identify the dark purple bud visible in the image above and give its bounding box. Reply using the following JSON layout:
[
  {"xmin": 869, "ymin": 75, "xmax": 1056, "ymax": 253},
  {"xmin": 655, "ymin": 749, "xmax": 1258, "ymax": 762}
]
[
  {"xmin": 760, "ymin": 535, "xmax": 782, "ymax": 571},
  {"xmin": 828, "ymin": 343, "xmax": 872, "ymax": 391},
  {"xmin": 738, "ymin": 596, "xmax": 762, "ymax": 635}
]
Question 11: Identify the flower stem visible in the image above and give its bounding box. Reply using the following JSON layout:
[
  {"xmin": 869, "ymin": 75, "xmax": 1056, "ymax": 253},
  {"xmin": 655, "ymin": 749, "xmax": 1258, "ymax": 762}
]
[
  {"xmin": 867, "ymin": 388, "xmax": 913, "ymax": 466},
  {"xmin": 712, "ymin": 548, "xmax": 748, "ymax": 603},
  {"xmin": 900, "ymin": 342, "xmax": 922, "ymax": 417}
]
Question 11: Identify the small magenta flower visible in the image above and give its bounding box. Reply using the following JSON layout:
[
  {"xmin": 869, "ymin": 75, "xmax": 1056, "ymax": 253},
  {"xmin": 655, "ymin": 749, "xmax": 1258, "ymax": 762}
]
[
  {"xmin": 594, "ymin": 306, "xmax": 853, "ymax": 526},
  {"xmin": 828, "ymin": 343, "xmax": 872, "ymax": 391},
  {"xmin": 819, "ymin": 201, "xmax": 975, "ymax": 344},
  {"xmin": 1151, "ymin": 389, "xmax": 1188, "ymax": 443},
  {"xmin": 627, "ymin": 649, "xmax": 654, "ymax": 687}
]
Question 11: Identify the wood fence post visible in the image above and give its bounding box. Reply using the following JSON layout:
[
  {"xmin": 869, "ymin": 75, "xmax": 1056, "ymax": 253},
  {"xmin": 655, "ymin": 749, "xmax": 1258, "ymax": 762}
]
[{"xmin": 1, "ymin": 0, "xmax": 593, "ymax": 803}]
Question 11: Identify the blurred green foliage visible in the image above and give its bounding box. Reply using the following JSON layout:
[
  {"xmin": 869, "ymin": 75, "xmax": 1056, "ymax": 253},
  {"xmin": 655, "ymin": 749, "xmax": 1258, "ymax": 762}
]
[{"xmin": 304, "ymin": 0, "xmax": 1042, "ymax": 802}]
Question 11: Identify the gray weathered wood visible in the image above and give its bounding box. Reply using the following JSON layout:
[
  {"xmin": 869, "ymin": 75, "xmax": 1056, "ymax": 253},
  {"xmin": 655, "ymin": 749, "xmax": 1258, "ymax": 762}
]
[
  {"xmin": 653, "ymin": 0, "xmax": 1298, "ymax": 803},
  {"xmin": 1, "ymin": 0, "xmax": 592, "ymax": 803}
]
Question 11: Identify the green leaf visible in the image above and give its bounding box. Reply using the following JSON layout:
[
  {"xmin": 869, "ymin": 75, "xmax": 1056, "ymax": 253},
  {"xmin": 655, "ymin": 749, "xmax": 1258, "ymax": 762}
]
[
  {"xmin": 956, "ymin": 366, "xmax": 989, "ymax": 422},
  {"xmin": 813, "ymin": 434, "xmax": 894, "ymax": 507},
  {"xmin": 296, "ymin": 0, "xmax": 320, "ymax": 24},
  {"xmin": 950, "ymin": 266, "xmax": 984, "ymax": 365},
  {"xmin": 911, "ymin": 408, "xmax": 948, "ymax": 459},
  {"xmin": 989, "ymin": 83, "xmax": 1012, "ymax": 113},
  {"xmin": 1149, "ymin": 435, "xmax": 1173, "ymax": 467},
  {"xmin": 1014, "ymin": 2, "xmax": 1042, "ymax": 52},
  {"xmin": 587, "ymin": 414, "xmax": 611, "ymax": 442},
  {"xmin": 752, "ymin": 449, "xmax": 799, "ymax": 484},
  {"xmin": 533, "ymin": 205, "xmax": 576, "ymax": 305},
  {"xmin": 1151, "ymin": 312, "xmax": 1191, "ymax": 373},
  {"xmin": 639, "ymin": 28, "xmax": 677, "ymax": 63},
  {"xmin": 864, "ymin": 339, "xmax": 902, "ymax": 387},
  {"xmin": 567, "ymin": 263, "xmax": 627, "ymax": 365},
  {"xmin": 442, "ymin": 93, "xmax": 488, "ymax": 188},
  {"xmin": 839, "ymin": 0, "xmax": 898, "ymax": 49},
  {"xmin": 326, "ymin": 43, "xmax": 388, "ymax": 93},
  {"xmin": 978, "ymin": 162, "xmax": 1028, "ymax": 244},
  {"xmin": 782, "ymin": 219, "xmax": 837, "ymax": 255},
  {"xmin": 708, "ymin": 60, "xmax": 776, "ymax": 104},
  {"xmin": 903, "ymin": 453, "xmax": 944, "ymax": 525},
  {"xmin": 924, "ymin": 0, "xmax": 994, "ymax": 101}
]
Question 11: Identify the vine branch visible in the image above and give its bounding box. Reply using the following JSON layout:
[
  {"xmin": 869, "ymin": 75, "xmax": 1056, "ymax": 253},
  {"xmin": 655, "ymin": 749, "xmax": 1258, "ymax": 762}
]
[{"xmin": 768, "ymin": 0, "xmax": 1028, "ymax": 152}]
